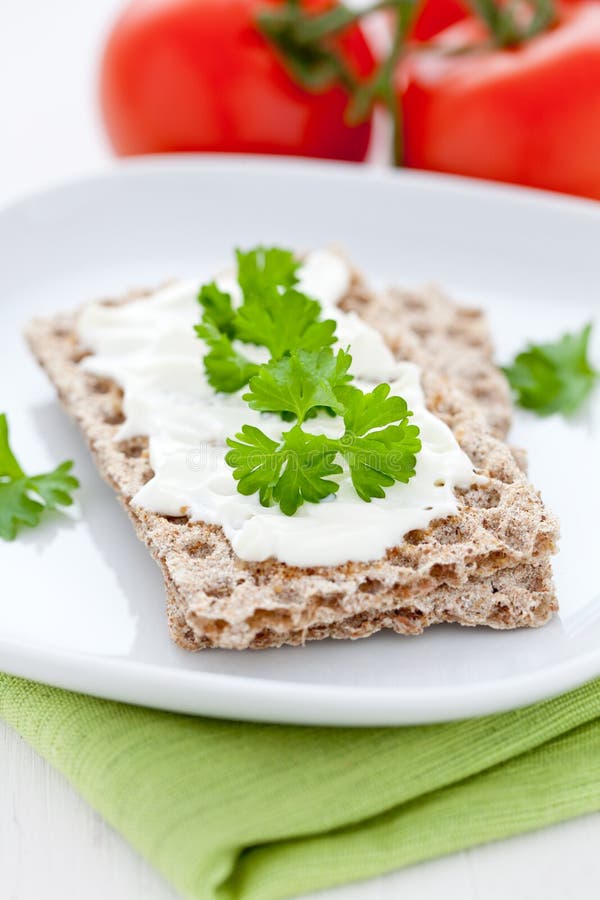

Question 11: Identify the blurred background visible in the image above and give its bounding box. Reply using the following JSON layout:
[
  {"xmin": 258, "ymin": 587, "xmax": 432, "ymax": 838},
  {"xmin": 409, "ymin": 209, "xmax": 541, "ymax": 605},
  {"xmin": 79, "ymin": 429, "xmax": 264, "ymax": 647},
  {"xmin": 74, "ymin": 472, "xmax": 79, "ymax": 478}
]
[
  {"xmin": 3, "ymin": 0, "xmax": 600, "ymax": 206},
  {"xmin": 1, "ymin": 0, "xmax": 122, "ymax": 201}
]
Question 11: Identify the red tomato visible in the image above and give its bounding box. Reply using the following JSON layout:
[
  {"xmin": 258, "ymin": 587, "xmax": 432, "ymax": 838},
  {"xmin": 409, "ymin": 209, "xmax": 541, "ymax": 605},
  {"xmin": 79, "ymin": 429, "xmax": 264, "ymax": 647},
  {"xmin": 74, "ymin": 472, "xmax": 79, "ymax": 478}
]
[
  {"xmin": 399, "ymin": 2, "xmax": 600, "ymax": 199},
  {"xmin": 409, "ymin": 0, "xmax": 468, "ymax": 41},
  {"xmin": 100, "ymin": 0, "xmax": 375, "ymax": 161}
]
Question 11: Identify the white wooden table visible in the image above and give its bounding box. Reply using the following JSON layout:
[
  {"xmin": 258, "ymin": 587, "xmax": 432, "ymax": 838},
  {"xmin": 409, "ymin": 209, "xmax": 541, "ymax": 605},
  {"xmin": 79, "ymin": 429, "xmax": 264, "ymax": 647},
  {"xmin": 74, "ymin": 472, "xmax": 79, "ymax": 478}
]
[{"xmin": 1, "ymin": 2, "xmax": 599, "ymax": 897}]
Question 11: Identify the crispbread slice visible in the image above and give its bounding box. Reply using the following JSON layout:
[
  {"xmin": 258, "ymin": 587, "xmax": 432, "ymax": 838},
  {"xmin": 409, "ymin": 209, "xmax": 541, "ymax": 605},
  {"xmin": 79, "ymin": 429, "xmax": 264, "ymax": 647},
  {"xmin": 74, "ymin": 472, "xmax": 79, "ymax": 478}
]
[
  {"xmin": 166, "ymin": 560, "xmax": 556, "ymax": 650},
  {"xmin": 26, "ymin": 275, "xmax": 558, "ymax": 650}
]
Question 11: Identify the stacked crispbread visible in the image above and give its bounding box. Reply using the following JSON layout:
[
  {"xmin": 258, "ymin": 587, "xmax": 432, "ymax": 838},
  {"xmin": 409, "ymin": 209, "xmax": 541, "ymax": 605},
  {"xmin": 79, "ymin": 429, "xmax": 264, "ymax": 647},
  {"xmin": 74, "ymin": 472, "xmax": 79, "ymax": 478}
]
[{"xmin": 26, "ymin": 265, "xmax": 559, "ymax": 650}]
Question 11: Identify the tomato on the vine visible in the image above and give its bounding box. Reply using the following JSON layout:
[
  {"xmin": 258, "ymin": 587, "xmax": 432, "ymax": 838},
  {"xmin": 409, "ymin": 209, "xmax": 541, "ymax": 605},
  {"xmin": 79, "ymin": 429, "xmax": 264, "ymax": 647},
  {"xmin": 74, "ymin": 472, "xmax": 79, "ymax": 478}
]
[
  {"xmin": 399, "ymin": 1, "xmax": 600, "ymax": 200},
  {"xmin": 100, "ymin": 0, "xmax": 376, "ymax": 161}
]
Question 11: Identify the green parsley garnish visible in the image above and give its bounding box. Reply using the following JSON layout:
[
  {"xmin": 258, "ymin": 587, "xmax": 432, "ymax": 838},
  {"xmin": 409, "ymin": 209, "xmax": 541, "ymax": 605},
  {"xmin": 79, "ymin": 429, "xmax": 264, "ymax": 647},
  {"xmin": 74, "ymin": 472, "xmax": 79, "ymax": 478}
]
[
  {"xmin": 236, "ymin": 246, "xmax": 300, "ymax": 297},
  {"xmin": 196, "ymin": 320, "xmax": 261, "ymax": 393},
  {"xmin": 226, "ymin": 424, "xmax": 342, "ymax": 516},
  {"xmin": 235, "ymin": 287, "xmax": 337, "ymax": 358},
  {"xmin": 335, "ymin": 384, "xmax": 422, "ymax": 502},
  {"xmin": 195, "ymin": 245, "xmax": 337, "ymax": 392},
  {"xmin": 196, "ymin": 245, "xmax": 423, "ymax": 516},
  {"xmin": 0, "ymin": 413, "xmax": 79, "ymax": 541},
  {"xmin": 197, "ymin": 282, "xmax": 237, "ymax": 337},
  {"xmin": 504, "ymin": 323, "xmax": 598, "ymax": 417},
  {"xmin": 243, "ymin": 347, "xmax": 352, "ymax": 421},
  {"xmin": 226, "ymin": 355, "xmax": 422, "ymax": 516}
]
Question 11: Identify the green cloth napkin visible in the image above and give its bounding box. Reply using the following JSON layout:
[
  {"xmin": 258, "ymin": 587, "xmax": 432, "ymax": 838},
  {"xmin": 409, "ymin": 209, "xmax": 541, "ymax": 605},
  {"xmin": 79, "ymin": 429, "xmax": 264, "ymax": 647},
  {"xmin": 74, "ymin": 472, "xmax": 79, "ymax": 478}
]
[{"xmin": 2, "ymin": 673, "xmax": 600, "ymax": 900}]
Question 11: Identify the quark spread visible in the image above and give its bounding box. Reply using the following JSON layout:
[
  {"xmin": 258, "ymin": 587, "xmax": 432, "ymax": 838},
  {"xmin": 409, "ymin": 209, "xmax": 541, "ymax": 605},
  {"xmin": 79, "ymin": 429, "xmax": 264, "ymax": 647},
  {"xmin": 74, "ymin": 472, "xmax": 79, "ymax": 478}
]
[{"xmin": 78, "ymin": 251, "xmax": 479, "ymax": 567}]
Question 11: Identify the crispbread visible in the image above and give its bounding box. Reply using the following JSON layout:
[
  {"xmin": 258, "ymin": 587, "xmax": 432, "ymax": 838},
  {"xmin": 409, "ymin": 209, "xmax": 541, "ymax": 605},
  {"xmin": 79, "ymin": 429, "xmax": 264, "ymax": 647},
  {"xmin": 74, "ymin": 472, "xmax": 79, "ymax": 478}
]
[{"xmin": 26, "ymin": 275, "xmax": 559, "ymax": 650}]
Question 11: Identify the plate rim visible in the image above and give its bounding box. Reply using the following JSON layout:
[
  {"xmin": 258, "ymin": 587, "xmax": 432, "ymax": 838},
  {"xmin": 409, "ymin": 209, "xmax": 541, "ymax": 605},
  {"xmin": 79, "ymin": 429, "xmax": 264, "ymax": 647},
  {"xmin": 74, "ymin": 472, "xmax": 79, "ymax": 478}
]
[
  {"xmin": 4, "ymin": 151, "xmax": 600, "ymax": 222},
  {"xmin": 2, "ymin": 634, "xmax": 599, "ymax": 726}
]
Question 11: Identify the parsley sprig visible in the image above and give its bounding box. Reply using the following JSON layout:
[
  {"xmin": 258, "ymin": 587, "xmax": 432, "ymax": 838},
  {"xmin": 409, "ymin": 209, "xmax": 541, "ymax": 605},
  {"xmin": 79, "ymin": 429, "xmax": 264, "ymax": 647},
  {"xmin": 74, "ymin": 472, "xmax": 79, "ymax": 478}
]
[
  {"xmin": 197, "ymin": 245, "xmax": 422, "ymax": 516},
  {"xmin": 226, "ymin": 349, "xmax": 422, "ymax": 516},
  {"xmin": 0, "ymin": 413, "xmax": 79, "ymax": 541},
  {"xmin": 504, "ymin": 323, "xmax": 598, "ymax": 417},
  {"xmin": 226, "ymin": 424, "xmax": 343, "ymax": 515},
  {"xmin": 195, "ymin": 246, "xmax": 337, "ymax": 393},
  {"xmin": 243, "ymin": 347, "xmax": 353, "ymax": 421}
]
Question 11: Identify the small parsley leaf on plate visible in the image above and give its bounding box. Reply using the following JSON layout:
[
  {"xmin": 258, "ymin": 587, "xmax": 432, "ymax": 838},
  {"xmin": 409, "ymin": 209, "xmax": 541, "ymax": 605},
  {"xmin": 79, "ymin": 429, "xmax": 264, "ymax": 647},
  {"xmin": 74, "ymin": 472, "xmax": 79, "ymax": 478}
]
[
  {"xmin": 504, "ymin": 323, "xmax": 598, "ymax": 417},
  {"xmin": 243, "ymin": 348, "xmax": 352, "ymax": 422},
  {"xmin": 0, "ymin": 413, "xmax": 79, "ymax": 541},
  {"xmin": 29, "ymin": 462, "xmax": 80, "ymax": 509}
]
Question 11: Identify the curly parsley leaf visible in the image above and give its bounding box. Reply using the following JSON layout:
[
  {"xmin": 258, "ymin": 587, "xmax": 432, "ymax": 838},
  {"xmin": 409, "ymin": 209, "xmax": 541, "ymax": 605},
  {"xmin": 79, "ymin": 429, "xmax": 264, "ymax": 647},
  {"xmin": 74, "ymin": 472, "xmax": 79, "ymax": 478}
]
[
  {"xmin": 28, "ymin": 462, "xmax": 80, "ymax": 509},
  {"xmin": 195, "ymin": 321, "xmax": 260, "ymax": 393},
  {"xmin": 0, "ymin": 481, "xmax": 45, "ymax": 541},
  {"xmin": 338, "ymin": 382, "xmax": 413, "ymax": 434},
  {"xmin": 274, "ymin": 426, "xmax": 342, "ymax": 516},
  {"xmin": 335, "ymin": 385, "xmax": 422, "ymax": 501},
  {"xmin": 226, "ymin": 424, "xmax": 341, "ymax": 516},
  {"xmin": 197, "ymin": 282, "xmax": 236, "ymax": 337},
  {"xmin": 0, "ymin": 413, "xmax": 79, "ymax": 541},
  {"xmin": 226, "ymin": 376, "xmax": 422, "ymax": 513},
  {"xmin": 243, "ymin": 348, "xmax": 352, "ymax": 422},
  {"xmin": 196, "ymin": 246, "xmax": 338, "ymax": 392},
  {"xmin": 504, "ymin": 323, "xmax": 598, "ymax": 417},
  {"xmin": 234, "ymin": 288, "xmax": 337, "ymax": 358},
  {"xmin": 225, "ymin": 424, "xmax": 284, "ymax": 508},
  {"xmin": 236, "ymin": 246, "xmax": 300, "ymax": 297},
  {"xmin": 336, "ymin": 424, "xmax": 422, "ymax": 502}
]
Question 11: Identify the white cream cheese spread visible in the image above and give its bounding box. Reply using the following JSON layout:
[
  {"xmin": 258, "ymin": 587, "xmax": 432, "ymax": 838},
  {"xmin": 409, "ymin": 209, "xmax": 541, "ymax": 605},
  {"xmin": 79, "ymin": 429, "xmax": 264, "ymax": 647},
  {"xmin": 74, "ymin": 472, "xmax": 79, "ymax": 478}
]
[{"xmin": 77, "ymin": 250, "xmax": 479, "ymax": 567}]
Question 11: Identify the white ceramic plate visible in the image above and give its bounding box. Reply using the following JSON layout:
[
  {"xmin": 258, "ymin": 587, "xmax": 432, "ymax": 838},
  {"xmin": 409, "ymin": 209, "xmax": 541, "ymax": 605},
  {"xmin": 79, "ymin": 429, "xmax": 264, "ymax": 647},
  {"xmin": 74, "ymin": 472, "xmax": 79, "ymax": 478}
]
[{"xmin": 1, "ymin": 157, "xmax": 599, "ymax": 726}]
